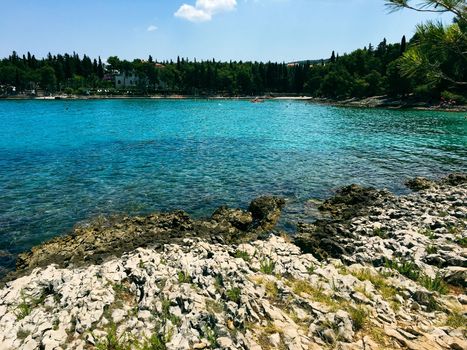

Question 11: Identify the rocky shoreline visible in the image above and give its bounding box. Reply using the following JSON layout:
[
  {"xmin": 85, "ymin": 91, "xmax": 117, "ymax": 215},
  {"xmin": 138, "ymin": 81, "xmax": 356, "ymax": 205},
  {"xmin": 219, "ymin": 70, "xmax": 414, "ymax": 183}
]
[
  {"xmin": 0, "ymin": 174, "xmax": 465, "ymax": 349},
  {"xmin": 10, "ymin": 197, "xmax": 286, "ymax": 280},
  {"xmin": 309, "ymin": 96, "xmax": 467, "ymax": 112}
]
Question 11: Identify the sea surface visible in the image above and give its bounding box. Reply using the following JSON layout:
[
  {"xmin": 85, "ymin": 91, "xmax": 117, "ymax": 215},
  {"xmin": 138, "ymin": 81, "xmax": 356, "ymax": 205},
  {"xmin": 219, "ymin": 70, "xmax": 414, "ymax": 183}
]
[{"xmin": 1, "ymin": 99, "xmax": 466, "ymax": 273}]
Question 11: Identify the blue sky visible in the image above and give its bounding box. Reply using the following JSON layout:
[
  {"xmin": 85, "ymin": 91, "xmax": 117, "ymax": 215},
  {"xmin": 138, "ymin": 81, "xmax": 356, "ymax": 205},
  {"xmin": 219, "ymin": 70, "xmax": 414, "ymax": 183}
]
[{"xmin": 0, "ymin": 0, "xmax": 453, "ymax": 62}]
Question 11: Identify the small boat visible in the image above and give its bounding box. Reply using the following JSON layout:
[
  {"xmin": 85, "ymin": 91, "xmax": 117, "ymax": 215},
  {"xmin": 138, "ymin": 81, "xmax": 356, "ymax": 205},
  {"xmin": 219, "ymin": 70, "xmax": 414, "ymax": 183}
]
[{"xmin": 251, "ymin": 97, "xmax": 264, "ymax": 103}]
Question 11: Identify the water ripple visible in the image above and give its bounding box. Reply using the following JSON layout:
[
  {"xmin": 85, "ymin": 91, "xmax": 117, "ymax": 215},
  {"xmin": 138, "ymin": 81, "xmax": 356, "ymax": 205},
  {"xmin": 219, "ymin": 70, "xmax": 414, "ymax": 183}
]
[{"xmin": 0, "ymin": 99, "xmax": 466, "ymax": 271}]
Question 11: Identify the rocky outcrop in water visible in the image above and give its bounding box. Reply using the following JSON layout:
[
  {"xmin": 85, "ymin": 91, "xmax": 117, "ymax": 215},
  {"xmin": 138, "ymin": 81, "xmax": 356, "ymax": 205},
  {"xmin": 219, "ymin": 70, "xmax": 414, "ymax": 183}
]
[
  {"xmin": 0, "ymin": 174, "xmax": 465, "ymax": 350},
  {"xmin": 13, "ymin": 197, "xmax": 285, "ymax": 277}
]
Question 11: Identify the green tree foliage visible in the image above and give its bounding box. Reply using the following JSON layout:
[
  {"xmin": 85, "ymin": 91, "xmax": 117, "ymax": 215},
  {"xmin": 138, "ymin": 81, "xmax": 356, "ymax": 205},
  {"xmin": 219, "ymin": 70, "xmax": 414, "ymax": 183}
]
[
  {"xmin": 0, "ymin": 52, "xmax": 116, "ymax": 94},
  {"xmin": 320, "ymin": 66, "xmax": 353, "ymax": 98},
  {"xmin": 399, "ymin": 22, "xmax": 466, "ymax": 86},
  {"xmin": 386, "ymin": 0, "xmax": 467, "ymax": 98},
  {"xmin": 0, "ymin": 0, "xmax": 465, "ymax": 103},
  {"xmin": 400, "ymin": 35, "xmax": 407, "ymax": 54},
  {"xmin": 385, "ymin": 1, "xmax": 466, "ymax": 21},
  {"xmin": 39, "ymin": 66, "xmax": 56, "ymax": 92},
  {"xmin": 0, "ymin": 43, "xmax": 453, "ymax": 99}
]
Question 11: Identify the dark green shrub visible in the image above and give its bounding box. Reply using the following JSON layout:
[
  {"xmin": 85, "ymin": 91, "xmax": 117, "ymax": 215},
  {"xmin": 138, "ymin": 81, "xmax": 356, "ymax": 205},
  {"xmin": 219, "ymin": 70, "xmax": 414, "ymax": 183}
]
[{"xmin": 226, "ymin": 287, "xmax": 242, "ymax": 304}]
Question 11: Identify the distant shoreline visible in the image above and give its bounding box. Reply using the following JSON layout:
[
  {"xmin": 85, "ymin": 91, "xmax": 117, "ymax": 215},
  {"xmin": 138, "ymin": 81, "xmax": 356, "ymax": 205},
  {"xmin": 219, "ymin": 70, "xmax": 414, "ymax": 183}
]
[
  {"xmin": 0, "ymin": 94, "xmax": 312, "ymax": 101},
  {"xmin": 1, "ymin": 94, "xmax": 466, "ymax": 112}
]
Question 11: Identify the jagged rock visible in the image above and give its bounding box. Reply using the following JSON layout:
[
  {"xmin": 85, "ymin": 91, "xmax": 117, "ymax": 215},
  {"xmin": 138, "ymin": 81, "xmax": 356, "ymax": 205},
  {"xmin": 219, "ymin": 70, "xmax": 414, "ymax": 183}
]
[
  {"xmin": 41, "ymin": 328, "xmax": 67, "ymax": 350},
  {"xmin": 443, "ymin": 267, "xmax": 467, "ymax": 288},
  {"xmin": 293, "ymin": 184, "xmax": 396, "ymax": 260},
  {"xmin": 22, "ymin": 338, "xmax": 38, "ymax": 350},
  {"xmin": 458, "ymin": 295, "xmax": 467, "ymax": 305},
  {"xmin": 441, "ymin": 173, "xmax": 467, "ymax": 186},
  {"xmin": 217, "ymin": 337, "xmax": 233, "ymax": 348},
  {"xmin": 334, "ymin": 310, "xmax": 354, "ymax": 342},
  {"xmin": 211, "ymin": 207, "xmax": 253, "ymax": 231},
  {"xmin": 112, "ymin": 309, "xmax": 126, "ymax": 324},
  {"xmin": 248, "ymin": 196, "xmax": 286, "ymax": 231},
  {"xmin": 295, "ymin": 174, "xmax": 467, "ymax": 282},
  {"xmin": 321, "ymin": 328, "xmax": 336, "ymax": 344},
  {"xmin": 268, "ymin": 333, "xmax": 281, "ymax": 347},
  {"xmin": 406, "ymin": 177, "xmax": 435, "ymax": 191},
  {"xmin": 412, "ymin": 291, "xmax": 438, "ymax": 311},
  {"xmin": 318, "ymin": 184, "xmax": 389, "ymax": 218},
  {"xmin": 384, "ymin": 327, "xmax": 418, "ymax": 349},
  {"xmin": 294, "ymin": 227, "xmax": 349, "ymax": 260},
  {"xmin": 14, "ymin": 211, "xmax": 194, "ymax": 273}
]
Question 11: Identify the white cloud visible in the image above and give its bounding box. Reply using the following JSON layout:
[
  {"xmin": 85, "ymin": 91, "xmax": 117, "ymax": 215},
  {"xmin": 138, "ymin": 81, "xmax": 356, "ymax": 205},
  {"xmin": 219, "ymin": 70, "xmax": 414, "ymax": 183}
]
[
  {"xmin": 175, "ymin": 0, "xmax": 237, "ymax": 22},
  {"xmin": 197, "ymin": 0, "xmax": 237, "ymax": 14},
  {"xmin": 175, "ymin": 4, "xmax": 212, "ymax": 22},
  {"xmin": 147, "ymin": 25, "xmax": 158, "ymax": 32}
]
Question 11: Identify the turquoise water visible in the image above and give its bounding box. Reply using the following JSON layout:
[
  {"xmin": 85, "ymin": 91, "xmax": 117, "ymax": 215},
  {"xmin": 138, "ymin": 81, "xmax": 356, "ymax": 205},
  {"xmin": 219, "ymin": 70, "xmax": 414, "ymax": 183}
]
[{"xmin": 0, "ymin": 99, "xmax": 466, "ymax": 272}]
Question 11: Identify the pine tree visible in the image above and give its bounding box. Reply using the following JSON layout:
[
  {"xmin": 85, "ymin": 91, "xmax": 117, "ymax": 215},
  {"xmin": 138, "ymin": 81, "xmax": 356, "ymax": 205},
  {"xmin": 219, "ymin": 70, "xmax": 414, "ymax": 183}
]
[
  {"xmin": 376, "ymin": 38, "xmax": 387, "ymax": 56},
  {"xmin": 400, "ymin": 35, "xmax": 407, "ymax": 55},
  {"xmin": 386, "ymin": 1, "xmax": 466, "ymax": 22},
  {"xmin": 330, "ymin": 51, "xmax": 336, "ymax": 63},
  {"xmin": 97, "ymin": 57, "xmax": 104, "ymax": 79},
  {"xmin": 10, "ymin": 51, "xmax": 18, "ymax": 62},
  {"xmin": 387, "ymin": 0, "xmax": 467, "ymax": 89},
  {"xmin": 93, "ymin": 59, "xmax": 98, "ymax": 75}
]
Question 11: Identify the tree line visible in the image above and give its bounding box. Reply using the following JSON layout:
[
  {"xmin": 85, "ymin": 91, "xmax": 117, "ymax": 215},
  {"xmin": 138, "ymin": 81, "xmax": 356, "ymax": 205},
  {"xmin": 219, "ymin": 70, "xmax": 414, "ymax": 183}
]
[{"xmin": 0, "ymin": 0, "xmax": 465, "ymax": 103}]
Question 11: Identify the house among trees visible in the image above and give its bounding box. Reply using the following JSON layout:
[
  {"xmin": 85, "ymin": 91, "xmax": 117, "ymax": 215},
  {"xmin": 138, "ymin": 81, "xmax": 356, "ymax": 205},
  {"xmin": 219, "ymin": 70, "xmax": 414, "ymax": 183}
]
[{"xmin": 114, "ymin": 71, "xmax": 145, "ymax": 89}]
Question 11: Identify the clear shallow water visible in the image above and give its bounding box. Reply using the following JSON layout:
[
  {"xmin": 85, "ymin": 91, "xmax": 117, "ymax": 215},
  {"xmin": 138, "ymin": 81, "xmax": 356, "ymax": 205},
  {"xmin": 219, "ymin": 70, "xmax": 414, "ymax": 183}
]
[{"xmin": 0, "ymin": 99, "xmax": 466, "ymax": 271}]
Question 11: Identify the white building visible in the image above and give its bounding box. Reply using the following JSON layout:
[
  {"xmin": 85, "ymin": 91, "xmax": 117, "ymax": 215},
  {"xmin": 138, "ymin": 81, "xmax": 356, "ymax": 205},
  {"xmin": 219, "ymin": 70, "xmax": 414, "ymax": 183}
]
[{"xmin": 114, "ymin": 71, "xmax": 142, "ymax": 89}]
